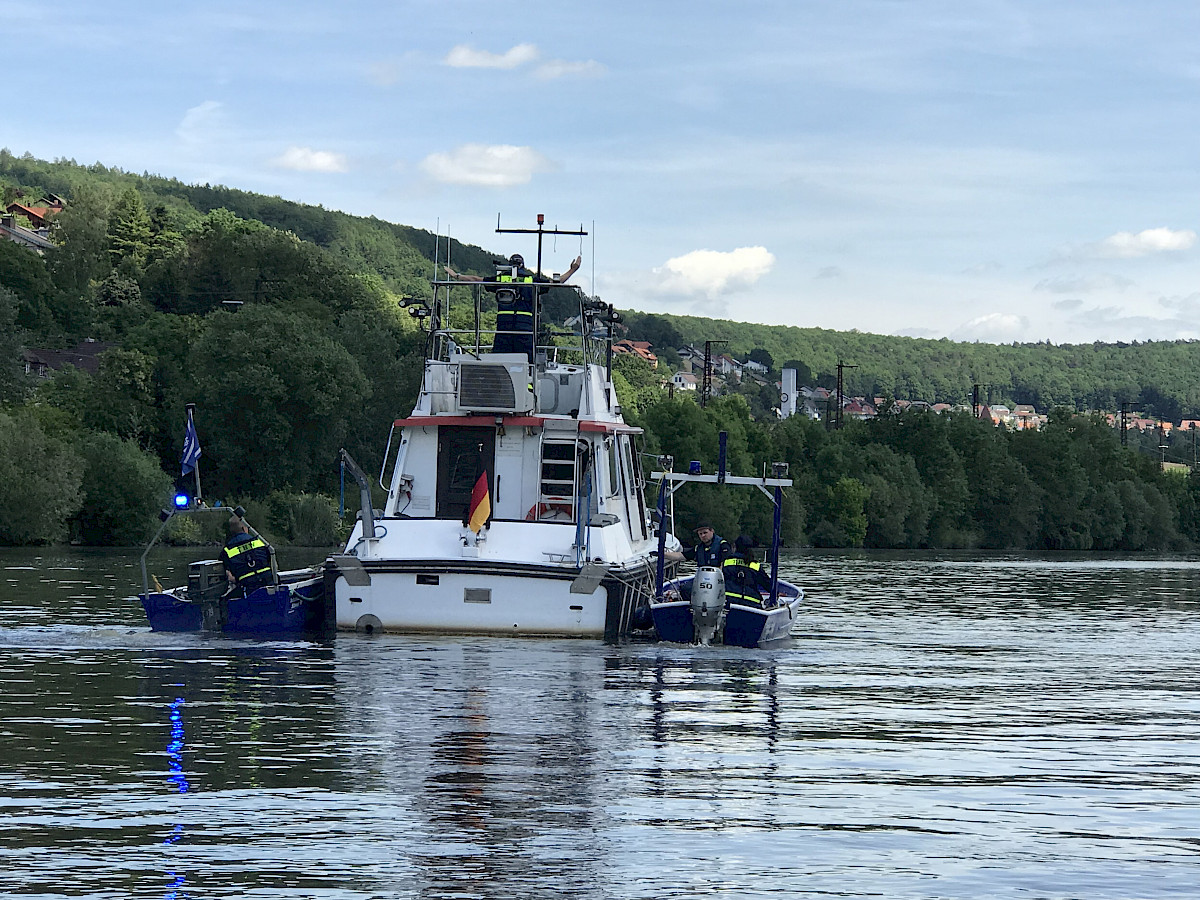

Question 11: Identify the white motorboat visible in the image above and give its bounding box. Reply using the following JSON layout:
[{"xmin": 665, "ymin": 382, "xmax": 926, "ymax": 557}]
[{"xmin": 325, "ymin": 217, "xmax": 665, "ymax": 640}]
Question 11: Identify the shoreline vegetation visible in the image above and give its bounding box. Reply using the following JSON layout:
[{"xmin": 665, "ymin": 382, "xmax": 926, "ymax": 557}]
[{"xmin": 3, "ymin": 151, "xmax": 1200, "ymax": 552}]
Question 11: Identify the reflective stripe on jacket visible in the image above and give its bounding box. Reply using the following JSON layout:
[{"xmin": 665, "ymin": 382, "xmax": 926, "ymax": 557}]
[
  {"xmin": 722, "ymin": 558, "xmax": 765, "ymax": 606},
  {"xmin": 221, "ymin": 536, "xmax": 273, "ymax": 586}
]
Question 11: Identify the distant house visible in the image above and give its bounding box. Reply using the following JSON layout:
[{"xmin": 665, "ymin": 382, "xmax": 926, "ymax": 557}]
[
  {"xmin": 843, "ymin": 398, "xmax": 877, "ymax": 420},
  {"xmin": 4, "ymin": 201, "xmax": 61, "ymax": 230},
  {"xmin": 714, "ymin": 354, "xmax": 742, "ymax": 377},
  {"xmin": 743, "ymin": 359, "xmax": 768, "ymax": 376},
  {"xmin": 22, "ymin": 339, "xmax": 114, "ymax": 377},
  {"xmin": 671, "ymin": 371, "xmax": 698, "ymax": 392},
  {"xmin": 1181, "ymin": 419, "xmax": 1200, "ymax": 431},
  {"xmin": 1012, "ymin": 405, "xmax": 1041, "ymax": 429},
  {"xmin": 612, "ymin": 339, "xmax": 658, "ymax": 368},
  {"xmin": 1, "ymin": 214, "xmax": 55, "ymax": 253},
  {"xmin": 982, "ymin": 404, "xmax": 1011, "ymax": 426},
  {"xmin": 1128, "ymin": 416, "xmax": 1170, "ymax": 434}
]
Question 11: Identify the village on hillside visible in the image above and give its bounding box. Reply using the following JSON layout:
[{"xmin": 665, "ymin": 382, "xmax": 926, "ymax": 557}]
[{"xmin": 610, "ymin": 338, "xmax": 1200, "ymax": 444}]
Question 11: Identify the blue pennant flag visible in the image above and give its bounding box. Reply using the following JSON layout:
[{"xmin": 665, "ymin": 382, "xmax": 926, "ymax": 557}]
[{"xmin": 181, "ymin": 417, "xmax": 201, "ymax": 475}]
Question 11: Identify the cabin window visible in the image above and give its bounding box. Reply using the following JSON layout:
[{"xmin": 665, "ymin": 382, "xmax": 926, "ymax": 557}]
[
  {"xmin": 604, "ymin": 439, "xmax": 620, "ymax": 498},
  {"xmin": 618, "ymin": 435, "xmax": 649, "ymax": 541}
]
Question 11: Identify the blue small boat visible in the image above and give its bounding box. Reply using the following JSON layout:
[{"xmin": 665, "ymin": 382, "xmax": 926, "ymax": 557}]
[
  {"xmin": 650, "ymin": 573, "xmax": 803, "ymax": 647},
  {"xmin": 138, "ymin": 505, "xmax": 331, "ymax": 637},
  {"xmin": 219, "ymin": 578, "xmax": 328, "ymax": 634},
  {"xmin": 645, "ymin": 431, "xmax": 802, "ymax": 647},
  {"xmin": 140, "ymin": 569, "xmax": 329, "ymax": 635}
]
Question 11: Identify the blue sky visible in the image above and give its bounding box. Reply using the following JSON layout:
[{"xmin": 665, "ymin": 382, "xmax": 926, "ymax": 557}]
[{"xmin": 6, "ymin": 1, "xmax": 1200, "ymax": 345}]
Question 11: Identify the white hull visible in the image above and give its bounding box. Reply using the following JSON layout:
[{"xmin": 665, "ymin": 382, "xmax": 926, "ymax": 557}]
[
  {"xmin": 330, "ymin": 519, "xmax": 657, "ymax": 638},
  {"xmin": 335, "ymin": 565, "xmax": 609, "ymax": 636}
]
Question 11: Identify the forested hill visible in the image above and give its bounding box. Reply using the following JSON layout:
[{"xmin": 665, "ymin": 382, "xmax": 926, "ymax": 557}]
[
  {"xmin": 620, "ymin": 311, "xmax": 1200, "ymax": 419},
  {"xmin": 0, "ymin": 150, "xmax": 498, "ymax": 298},
  {"xmin": 6, "ymin": 150, "xmax": 1200, "ymax": 419},
  {"xmin": 3, "ymin": 150, "xmax": 1200, "ymax": 554}
]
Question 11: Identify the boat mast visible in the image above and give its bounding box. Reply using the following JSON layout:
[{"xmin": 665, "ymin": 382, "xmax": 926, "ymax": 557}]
[{"xmin": 495, "ymin": 213, "xmax": 586, "ymax": 278}]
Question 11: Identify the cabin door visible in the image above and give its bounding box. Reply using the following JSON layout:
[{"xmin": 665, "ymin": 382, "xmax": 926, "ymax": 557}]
[{"xmin": 436, "ymin": 426, "xmax": 496, "ymax": 521}]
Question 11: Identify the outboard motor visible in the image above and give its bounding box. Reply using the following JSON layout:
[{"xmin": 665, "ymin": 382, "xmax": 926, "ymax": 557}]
[{"xmin": 691, "ymin": 566, "xmax": 726, "ymax": 645}]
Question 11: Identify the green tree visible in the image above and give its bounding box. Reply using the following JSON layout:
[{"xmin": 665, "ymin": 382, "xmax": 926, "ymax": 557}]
[
  {"xmin": 73, "ymin": 431, "xmax": 171, "ymax": 545},
  {"xmin": 812, "ymin": 476, "xmax": 869, "ymax": 547},
  {"xmin": 183, "ymin": 304, "xmax": 370, "ymax": 496},
  {"xmin": 0, "ymin": 410, "xmax": 83, "ymax": 544},
  {"xmin": 85, "ymin": 347, "xmax": 157, "ymax": 442},
  {"xmin": 0, "ymin": 238, "xmax": 57, "ymax": 335},
  {"xmin": 0, "ymin": 287, "xmax": 28, "ymax": 405},
  {"xmin": 46, "ymin": 181, "xmax": 113, "ymax": 334},
  {"xmin": 107, "ymin": 187, "xmax": 152, "ymax": 273}
]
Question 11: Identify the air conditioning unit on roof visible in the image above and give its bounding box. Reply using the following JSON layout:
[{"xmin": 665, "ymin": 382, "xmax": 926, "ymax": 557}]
[{"xmin": 456, "ymin": 356, "xmax": 535, "ymax": 414}]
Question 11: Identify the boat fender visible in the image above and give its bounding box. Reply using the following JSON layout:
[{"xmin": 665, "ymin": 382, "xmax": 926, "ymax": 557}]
[{"xmin": 355, "ymin": 614, "xmax": 383, "ymax": 635}]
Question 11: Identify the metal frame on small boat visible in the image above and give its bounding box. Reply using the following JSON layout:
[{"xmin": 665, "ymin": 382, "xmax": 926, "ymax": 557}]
[{"xmin": 647, "ymin": 432, "xmax": 804, "ymax": 646}]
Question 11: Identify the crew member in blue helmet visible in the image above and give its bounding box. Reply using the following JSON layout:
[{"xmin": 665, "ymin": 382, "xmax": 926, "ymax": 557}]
[
  {"xmin": 446, "ymin": 253, "xmax": 581, "ymax": 361},
  {"xmin": 221, "ymin": 516, "xmax": 275, "ymax": 596}
]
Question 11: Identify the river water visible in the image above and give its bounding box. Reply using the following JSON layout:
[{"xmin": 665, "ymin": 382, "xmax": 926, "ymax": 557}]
[{"xmin": 1, "ymin": 547, "xmax": 1198, "ymax": 898}]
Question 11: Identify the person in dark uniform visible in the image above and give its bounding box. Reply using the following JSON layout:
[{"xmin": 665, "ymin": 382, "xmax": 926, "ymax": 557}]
[
  {"xmin": 722, "ymin": 535, "xmax": 774, "ymax": 608},
  {"xmin": 220, "ymin": 516, "xmax": 275, "ymax": 597},
  {"xmin": 663, "ymin": 522, "xmax": 731, "ymax": 567},
  {"xmin": 445, "ymin": 253, "xmax": 581, "ymax": 361}
]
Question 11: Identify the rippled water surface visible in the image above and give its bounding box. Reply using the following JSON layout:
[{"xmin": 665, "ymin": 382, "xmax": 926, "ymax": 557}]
[{"xmin": 2, "ymin": 547, "xmax": 1199, "ymax": 898}]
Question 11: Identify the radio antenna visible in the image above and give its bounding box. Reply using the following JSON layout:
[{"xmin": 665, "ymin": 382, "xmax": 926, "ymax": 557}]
[{"xmin": 496, "ymin": 213, "xmax": 587, "ymax": 277}]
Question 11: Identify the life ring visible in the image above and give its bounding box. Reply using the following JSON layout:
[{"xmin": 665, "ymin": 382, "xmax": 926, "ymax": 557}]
[{"xmin": 525, "ymin": 502, "xmax": 574, "ymax": 521}]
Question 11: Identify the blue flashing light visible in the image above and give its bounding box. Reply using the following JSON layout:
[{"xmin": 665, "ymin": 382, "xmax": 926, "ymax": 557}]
[{"xmin": 173, "ymin": 492, "xmax": 191, "ymax": 509}]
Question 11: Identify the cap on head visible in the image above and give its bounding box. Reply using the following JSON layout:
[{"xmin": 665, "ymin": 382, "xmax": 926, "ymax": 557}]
[
  {"xmin": 509, "ymin": 253, "xmax": 524, "ymax": 267},
  {"xmin": 735, "ymin": 534, "xmax": 755, "ymax": 550},
  {"xmin": 694, "ymin": 521, "xmax": 713, "ymax": 533}
]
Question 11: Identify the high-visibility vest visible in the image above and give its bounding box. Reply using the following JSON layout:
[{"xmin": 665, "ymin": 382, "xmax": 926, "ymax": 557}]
[
  {"xmin": 221, "ymin": 536, "xmax": 273, "ymax": 587},
  {"xmin": 496, "ymin": 274, "xmax": 535, "ymax": 318},
  {"xmin": 722, "ymin": 558, "xmax": 764, "ymax": 606}
]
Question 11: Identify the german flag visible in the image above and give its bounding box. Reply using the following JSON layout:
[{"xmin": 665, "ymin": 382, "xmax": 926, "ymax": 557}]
[{"xmin": 467, "ymin": 469, "xmax": 491, "ymax": 533}]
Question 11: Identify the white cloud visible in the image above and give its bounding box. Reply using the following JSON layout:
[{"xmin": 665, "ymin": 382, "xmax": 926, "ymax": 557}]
[
  {"xmin": 1057, "ymin": 303, "xmax": 1200, "ymax": 342},
  {"xmin": 650, "ymin": 247, "xmax": 776, "ymax": 299},
  {"xmin": 1096, "ymin": 227, "xmax": 1196, "ymax": 258},
  {"xmin": 535, "ymin": 59, "xmax": 606, "ymax": 80},
  {"xmin": 176, "ymin": 101, "xmax": 224, "ymax": 143},
  {"xmin": 444, "ymin": 43, "xmax": 539, "ymax": 69},
  {"xmin": 950, "ymin": 312, "xmax": 1030, "ymax": 343},
  {"xmin": 420, "ymin": 144, "xmax": 551, "ymax": 187},
  {"xmin": 1058, "ymin": 227, "xmax": 1198, "ymax": 262},
  {"xmin": 270, "ymin": 146, "xmax": 348, "ymax": 173}
]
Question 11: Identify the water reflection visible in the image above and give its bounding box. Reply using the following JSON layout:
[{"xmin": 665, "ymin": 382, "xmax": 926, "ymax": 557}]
[
  {"xmin": 163, "ymin": 697, "xmax": 189, "ymax": 898},
  {"xmin": 0, "ymin": 549, "xmax": 1198, "ymax": 898}
]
